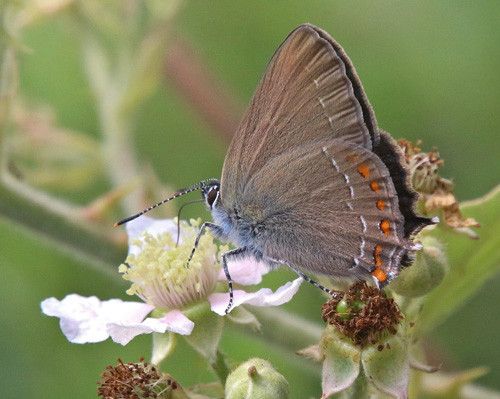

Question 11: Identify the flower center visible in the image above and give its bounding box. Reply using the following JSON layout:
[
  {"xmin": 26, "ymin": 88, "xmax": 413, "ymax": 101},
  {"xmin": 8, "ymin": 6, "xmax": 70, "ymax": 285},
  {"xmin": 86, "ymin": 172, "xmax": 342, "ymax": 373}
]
[{"xmin": 119, "ymin": 219, "xmax": 222, "ymax": 310}]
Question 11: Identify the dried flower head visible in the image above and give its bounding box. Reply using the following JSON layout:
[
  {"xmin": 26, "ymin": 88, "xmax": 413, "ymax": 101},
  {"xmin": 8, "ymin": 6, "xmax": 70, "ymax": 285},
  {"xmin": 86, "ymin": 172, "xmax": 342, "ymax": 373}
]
[
  {"xmin": 97, "ymin": 358, "xmax": 187, "ymax": 399},
  {"xmin": 398, "ymin": 139, "xmax": 480, "ymax": 238},
  {"xmin": 322, "ymin": 282, "xmax": 403, "ymax": 346}
]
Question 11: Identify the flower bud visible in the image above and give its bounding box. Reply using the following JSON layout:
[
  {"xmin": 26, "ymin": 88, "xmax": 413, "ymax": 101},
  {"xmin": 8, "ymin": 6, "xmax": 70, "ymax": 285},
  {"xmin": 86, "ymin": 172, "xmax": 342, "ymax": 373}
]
[
  {"xmin": 390, "ymin": 236, "xmax": 448, "ymax": 297},
  {"xmin": 225, "ymin": 358, "xmax": 290, "ymax": 399}
]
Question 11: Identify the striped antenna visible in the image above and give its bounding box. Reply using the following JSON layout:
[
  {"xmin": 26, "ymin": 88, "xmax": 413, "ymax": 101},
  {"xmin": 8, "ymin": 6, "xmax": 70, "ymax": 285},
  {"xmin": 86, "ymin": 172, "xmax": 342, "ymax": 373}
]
[{"xmin": 114, "ymin": 179, "xmax": 217, "ymax": 227}]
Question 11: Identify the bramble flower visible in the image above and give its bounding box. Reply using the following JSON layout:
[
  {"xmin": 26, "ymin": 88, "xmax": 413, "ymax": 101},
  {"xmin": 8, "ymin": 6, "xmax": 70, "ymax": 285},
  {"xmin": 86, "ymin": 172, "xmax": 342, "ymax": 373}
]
[{"xmin": 41, "ymin": 216, "xmax": 302, "ymax": 352}]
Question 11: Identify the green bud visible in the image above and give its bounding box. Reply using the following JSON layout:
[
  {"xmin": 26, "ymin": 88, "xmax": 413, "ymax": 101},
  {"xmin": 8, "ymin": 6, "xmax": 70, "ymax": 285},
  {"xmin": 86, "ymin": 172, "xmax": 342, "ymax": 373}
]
[
  {"xmin": 389, "ymin": 236, "xmax": 448, "ymax": 297},
  {"xmin": 225, "ymin": 358, "xmax": 290, "ymax": 399},
  {"xmin": 351, "ymin": 299, "xmax": 365, "ymax": 311},
  {"xmin": 336, "ymin": 299, "xmax": 350, "ymax": 319}
]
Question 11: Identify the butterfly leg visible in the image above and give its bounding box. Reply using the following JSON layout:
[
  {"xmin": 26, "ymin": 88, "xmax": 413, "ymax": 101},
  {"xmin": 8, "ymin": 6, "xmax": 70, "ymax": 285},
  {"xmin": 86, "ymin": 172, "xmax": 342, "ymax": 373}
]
[
  {"xmin": 221, "ymin": 247, "xmax": 248, "ymax": 314},
  {"xmin": 267, "ymin": 257, "xmax": 341, "ymax": 300},
  {"xmin": 186, "ymin": 222, "xmax": 221, "ymax": 268},
  {"xmin": 185, "ymin": 222, "xmax": 242, "ymax": 313}
]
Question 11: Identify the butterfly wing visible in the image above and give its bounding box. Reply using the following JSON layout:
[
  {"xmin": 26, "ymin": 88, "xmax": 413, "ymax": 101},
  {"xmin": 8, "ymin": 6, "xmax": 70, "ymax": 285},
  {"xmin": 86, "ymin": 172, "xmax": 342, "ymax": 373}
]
[
  {"xmin": 221, "ymin": 24, "xmax": 378, "ymax": 202},
  {"xmin": 239, "ymin": 138, "xmax": 412, "ymax": 282},
  {"xmin": 218, "ymin": 23, "xmax": 434, "ymax": 282}
]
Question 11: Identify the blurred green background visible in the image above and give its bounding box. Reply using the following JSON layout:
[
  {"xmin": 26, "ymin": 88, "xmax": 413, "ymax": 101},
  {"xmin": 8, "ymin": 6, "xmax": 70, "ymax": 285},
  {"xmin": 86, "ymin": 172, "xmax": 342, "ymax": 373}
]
[{"xmin": 1, "ymin": 1, "xmax": 500, "ymax": 398}]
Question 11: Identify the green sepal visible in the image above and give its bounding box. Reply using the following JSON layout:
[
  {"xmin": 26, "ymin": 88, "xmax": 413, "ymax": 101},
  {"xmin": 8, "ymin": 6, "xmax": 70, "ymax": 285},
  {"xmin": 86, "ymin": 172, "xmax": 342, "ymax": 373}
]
[{"xmin": 182, "ymin": 300, "xmax": 224, "ymax": 364}]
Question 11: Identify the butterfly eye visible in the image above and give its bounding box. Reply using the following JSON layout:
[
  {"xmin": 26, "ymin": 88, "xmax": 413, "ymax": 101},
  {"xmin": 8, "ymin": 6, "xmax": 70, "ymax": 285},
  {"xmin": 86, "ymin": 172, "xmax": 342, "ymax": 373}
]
[{"xmin": 204, "ymin": 184, "xmax": 220, "ymax": 209}]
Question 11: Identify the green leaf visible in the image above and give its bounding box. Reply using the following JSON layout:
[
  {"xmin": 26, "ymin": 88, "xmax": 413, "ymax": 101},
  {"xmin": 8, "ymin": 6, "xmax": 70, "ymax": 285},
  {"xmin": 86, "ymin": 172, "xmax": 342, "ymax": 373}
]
[{"xmin": 419, "ymin": 184, "xmax": 500, "ymax": 331}]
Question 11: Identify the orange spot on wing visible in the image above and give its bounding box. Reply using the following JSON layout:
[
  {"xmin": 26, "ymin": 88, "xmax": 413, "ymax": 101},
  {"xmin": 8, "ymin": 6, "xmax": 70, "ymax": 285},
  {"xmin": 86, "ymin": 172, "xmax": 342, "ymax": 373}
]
[
  {"xmin": 376, "ymin": 200, "xmax": 385, "ymax": 210},
  {"xmin": 357, "ymin": 164, "xmax": 370, "ymax": 178},
  {"xmin": 370, "ymin": 182, "xmax": 379, "ymax": 192},
  {"xmin": 380, "ymin": 219, "xmax": 390, "ymax": 235},
  {"xmin": 372, "ymin": 267, "xmax": 387, "ymax": 282},
  {"xmin": 374, "ymin": 245, "xmax": 383, "ymax": 266},
  {"xmin": 346, "ymin": 154, "xmax": 359, "ymax": 162}
]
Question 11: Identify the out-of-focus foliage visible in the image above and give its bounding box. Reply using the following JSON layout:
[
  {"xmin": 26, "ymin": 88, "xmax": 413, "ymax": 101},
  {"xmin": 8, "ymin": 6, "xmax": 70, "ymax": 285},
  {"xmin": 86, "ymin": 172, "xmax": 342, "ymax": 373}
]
[{"xmin": 1, "ymin": 1, "xmax": 499, "ymax": 399}]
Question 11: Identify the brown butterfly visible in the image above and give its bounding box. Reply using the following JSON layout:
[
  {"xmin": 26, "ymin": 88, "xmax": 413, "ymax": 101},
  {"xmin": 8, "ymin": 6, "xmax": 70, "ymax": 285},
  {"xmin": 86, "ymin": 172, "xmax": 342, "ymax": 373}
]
[{"xmin": 117, "ymin": 24, "xmax": 436, "ymax": 313}]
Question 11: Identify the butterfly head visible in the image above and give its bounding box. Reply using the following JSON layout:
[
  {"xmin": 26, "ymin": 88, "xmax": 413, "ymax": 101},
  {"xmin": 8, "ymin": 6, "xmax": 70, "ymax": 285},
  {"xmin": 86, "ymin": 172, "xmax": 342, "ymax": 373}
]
[{"xmin": 201, "ymin": 180, "xmax": 221, "ymax": 210}]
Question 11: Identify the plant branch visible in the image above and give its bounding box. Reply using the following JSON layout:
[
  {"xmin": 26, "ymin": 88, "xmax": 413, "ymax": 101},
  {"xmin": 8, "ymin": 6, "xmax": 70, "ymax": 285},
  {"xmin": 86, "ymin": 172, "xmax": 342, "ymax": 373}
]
[{"xmin": 0, "ymin": 174, "xmax": 125, "ymax": 277}]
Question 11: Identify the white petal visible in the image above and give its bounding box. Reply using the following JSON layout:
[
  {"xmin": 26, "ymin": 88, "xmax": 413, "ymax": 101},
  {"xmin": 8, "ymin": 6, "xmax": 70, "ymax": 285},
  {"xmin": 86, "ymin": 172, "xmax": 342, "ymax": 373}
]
[
  {"xmin": 41, "ymin": 294, "xmax": 154, "ymax": 344},
  {"xmin": 126, "ymin": 217, "xmax": 179, "ymax": 256},
  {"xmin": 107, "ymin": 309, "xmax": 195, "ymax": 345},
  {"xmin": 208, "ymin": 277, "xmax": 303, "ymax": 315},
  {"xmin": 219, "ymin": 257, "xmax": 270, "ymax": 286}
]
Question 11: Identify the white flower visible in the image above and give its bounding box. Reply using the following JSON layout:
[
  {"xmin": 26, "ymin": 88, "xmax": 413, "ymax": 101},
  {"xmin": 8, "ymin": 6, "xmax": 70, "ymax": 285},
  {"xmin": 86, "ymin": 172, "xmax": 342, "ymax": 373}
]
[{"xmin": 41, "ymin": 216, "xmax": 302, "ymax": 345}]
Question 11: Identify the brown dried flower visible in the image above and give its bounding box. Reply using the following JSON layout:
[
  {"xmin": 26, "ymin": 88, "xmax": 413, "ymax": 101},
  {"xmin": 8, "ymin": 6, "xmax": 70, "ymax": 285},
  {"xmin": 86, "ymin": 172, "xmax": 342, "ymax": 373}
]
[
  {"xmin": 398, "ymin": 139, "xmax": 480, "ymax": 238},
  {"xmin": 97, "ymin": 358, "xmax": 187, "ymax": 399},
  {"xmin": 322, "ymin": 282, "xmax": 403, "ymax": 346}
]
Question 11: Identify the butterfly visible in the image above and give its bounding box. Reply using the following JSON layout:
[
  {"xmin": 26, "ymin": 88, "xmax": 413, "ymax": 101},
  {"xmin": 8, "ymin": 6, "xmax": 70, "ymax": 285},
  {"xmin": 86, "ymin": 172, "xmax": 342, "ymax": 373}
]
[{"xmin": 117, "ymin": 24, "xmax": 435, "ymax": 313}]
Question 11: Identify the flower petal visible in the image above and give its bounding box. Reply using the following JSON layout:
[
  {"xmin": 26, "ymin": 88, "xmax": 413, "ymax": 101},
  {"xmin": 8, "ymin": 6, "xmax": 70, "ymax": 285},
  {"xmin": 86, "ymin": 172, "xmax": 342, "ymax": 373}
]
[
  {"xmin": 107, "ymin": 309, "xmax": 195, "ymax": 345},
  {"xmin": 41, "ymin": 294, "xmax": 154, "ymax": 344},
  {"xmin": 219, "ymin": 257, "xmax": 270, "ymax": 286},
  {"xmin": 126, "ymin": 216, "xmax": 179, "ymax": 256},
  {"xmin": 208, "ymin": 277, "xmax": 303, "ymax": 315}
]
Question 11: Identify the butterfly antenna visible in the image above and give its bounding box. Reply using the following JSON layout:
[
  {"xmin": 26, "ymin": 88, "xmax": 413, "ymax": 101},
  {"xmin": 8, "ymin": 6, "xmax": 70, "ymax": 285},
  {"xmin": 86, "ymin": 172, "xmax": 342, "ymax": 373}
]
[
  {"xmin": 175, "ymin": 199, "xmax": 205, "ymax": 246},
  {"xmin": 114, "ymin": 179, "xmax": 216, "ymax": 227}
]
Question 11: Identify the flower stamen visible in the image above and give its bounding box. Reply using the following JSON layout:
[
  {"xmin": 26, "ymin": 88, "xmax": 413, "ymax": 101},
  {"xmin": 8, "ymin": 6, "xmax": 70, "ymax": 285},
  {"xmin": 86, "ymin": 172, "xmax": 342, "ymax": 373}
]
[{"xmin": 120, "ymin": 219, "xmax": 220, "ymax": 310}]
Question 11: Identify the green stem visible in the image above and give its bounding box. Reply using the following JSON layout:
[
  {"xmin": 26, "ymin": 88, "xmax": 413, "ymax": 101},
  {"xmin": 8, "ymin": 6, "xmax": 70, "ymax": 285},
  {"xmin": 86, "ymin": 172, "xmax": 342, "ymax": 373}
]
[
  {"xmin": 0, "ymin": 4, "xmax": 126, "ymax": 275},
  {"xmin": 211, "ymin": 349, "xmax": 229, "ymax": 385},
  {"xmin": 0, "ymin": 180, "xmax": 125, "ymax": 278},
  {"xmin": 349, "ymin": 369, "xmax": 369, "ymax": 398},
  {"xmin": 80, "ymin": 28, "xmax": 142, "ymax": 215},
  {"xmin": 0, "ymin": 3, "xmax": 18, "ymax": 172}
]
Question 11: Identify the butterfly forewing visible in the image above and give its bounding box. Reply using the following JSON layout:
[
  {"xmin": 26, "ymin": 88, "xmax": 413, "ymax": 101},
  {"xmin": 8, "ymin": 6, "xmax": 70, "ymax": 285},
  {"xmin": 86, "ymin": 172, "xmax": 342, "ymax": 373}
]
[{"xmin": 221, "ymin": 24, "xmax": 378, "ymax": 204}]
